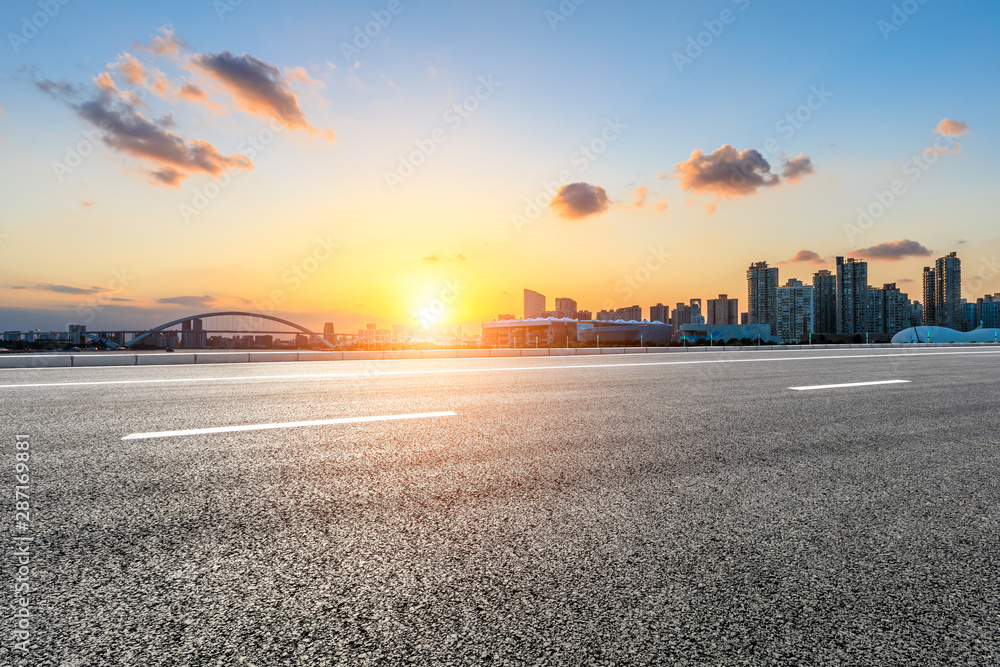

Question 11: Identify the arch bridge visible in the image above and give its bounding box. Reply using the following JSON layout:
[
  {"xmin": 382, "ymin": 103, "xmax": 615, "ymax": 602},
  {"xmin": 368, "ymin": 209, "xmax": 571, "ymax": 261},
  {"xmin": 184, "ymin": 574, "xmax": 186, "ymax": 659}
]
[{"xmin": 125, "ymin": 312, "xmax": 336, "ymax": 349}]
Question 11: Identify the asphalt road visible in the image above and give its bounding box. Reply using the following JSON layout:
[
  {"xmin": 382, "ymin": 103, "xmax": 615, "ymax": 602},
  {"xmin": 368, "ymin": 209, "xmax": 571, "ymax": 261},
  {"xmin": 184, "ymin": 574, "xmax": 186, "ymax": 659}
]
[{"xmin": 2, "ymin": 347, "xmax": 999, "ymax": 665}]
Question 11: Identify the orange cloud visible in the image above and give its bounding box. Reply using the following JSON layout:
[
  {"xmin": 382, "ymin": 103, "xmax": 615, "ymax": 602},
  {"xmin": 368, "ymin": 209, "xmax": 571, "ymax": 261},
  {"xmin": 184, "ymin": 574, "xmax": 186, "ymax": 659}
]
[
  {"xmin": 175, "ymin": 81, "xmax": 223, "ymax": 113},
  {"xmin": 925, "ymin": 143, "xmax": 961, "ymax": 155},
  {"xmin": 781, "ymin": 154, "xmax": 815, "ymax": 184},
  {"xmin": 675, "ymin": 145, "xmax": 814, "ymax": 205},
  {"xmin": 786, "ymin": 250, "xmax": 825, "ymax": 264},
  {"xmin": 193, "ymin": 51, "xmax": 334, "ymax": 138},
  {"xmin": 136, "ymin": 25, "xmax": 187, "ymax": 58},
  {"xmin": 849, "ymin": 239, "xmax": 932, "ymax": 261},
  {"xmin": 35, "ymin": 74, "xmax": 252, "ymax": 187},
  {"xmin": 676, "ymin": 145, "xmax": 780, "ymax": 198},
  {"xmin": 94, "ymin": 71, "xmax": 117, "ymax": 93},
  {"xmin": 933, "ymin": 118, "xmax": 969, "ymax": 137},
  {"xmin": 284, "ymin": 66, "xmax": 322, "ymax": 87},
  {"xmin": 110, "ymin": 53, "xmax": 170, "ymax": 97},
  {"xmin": 549, "ymin": 182, "xmax": 610, "ymax": 220}
]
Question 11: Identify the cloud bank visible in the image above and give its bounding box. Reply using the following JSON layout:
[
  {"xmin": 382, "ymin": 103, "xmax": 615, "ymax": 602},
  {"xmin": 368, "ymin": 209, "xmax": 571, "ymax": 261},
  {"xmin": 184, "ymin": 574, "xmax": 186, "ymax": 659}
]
[
  {"xmin": 30, "ymin": 27, "xmax": 332, "ymax": 185},
  {"xmin": 788, "ymin": 249, "xmax": 825, "ymax": 264},
  {"xmin": 675, "ymin": 145, "xmax": 814, "ymax": 200},
  {"xmin": 193, "ymin": 51, "xmax": 334, "ymax": 138},
  {"xmin": 850, "ymin": 239, "xmax": 932, "ymax": 261},
  {"xmin": 157, "ymin": 295, "xmax": 215, "ymax": 308}
]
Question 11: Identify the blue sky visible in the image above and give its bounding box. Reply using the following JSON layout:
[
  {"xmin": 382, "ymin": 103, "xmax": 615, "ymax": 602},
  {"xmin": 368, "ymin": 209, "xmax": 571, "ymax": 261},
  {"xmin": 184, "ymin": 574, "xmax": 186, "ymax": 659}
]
[{"xmin": 1, "ymin": 0, "xmax": 998, "ymax": 331}]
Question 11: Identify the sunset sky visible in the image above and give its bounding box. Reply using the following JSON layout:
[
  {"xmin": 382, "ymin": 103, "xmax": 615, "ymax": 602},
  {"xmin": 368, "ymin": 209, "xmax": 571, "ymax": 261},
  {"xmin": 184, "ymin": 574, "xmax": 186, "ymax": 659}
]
[{"xmin": 2, "ymin": 1, "xmax": 998, "ymax": 334}]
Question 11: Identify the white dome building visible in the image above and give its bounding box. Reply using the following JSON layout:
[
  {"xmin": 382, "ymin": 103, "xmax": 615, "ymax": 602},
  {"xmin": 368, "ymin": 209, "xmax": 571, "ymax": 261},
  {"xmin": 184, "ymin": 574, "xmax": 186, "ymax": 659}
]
[{"xmin": 891, "ymin": 326, "xmax": 1000, "ymax": 344}]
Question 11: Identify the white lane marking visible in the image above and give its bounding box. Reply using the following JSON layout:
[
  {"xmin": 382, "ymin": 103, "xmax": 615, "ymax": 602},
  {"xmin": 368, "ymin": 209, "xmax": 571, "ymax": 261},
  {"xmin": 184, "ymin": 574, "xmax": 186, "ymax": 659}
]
[
  {"xmin": 789, "ymin": 380, "xmax": 911, "ymax": 391},
  {"xmin": 1, "ymin": 348, "xmax": 998, "ymax": 389},
  {"xmin": 121, "ymin": 411, "xmax": 457, "ymax": 441}
]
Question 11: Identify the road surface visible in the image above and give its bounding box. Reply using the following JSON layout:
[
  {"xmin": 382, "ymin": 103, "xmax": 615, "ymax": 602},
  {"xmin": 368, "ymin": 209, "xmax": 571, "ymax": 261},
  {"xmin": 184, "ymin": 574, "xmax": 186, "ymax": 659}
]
[{"xmin": 2, "ymin": 347, "xmax": 999, "ymax": 665}]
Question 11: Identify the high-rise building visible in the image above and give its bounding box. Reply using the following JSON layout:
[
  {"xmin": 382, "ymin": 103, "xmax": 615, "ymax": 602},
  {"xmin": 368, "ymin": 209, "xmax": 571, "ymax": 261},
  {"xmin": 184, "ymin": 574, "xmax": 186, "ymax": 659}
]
[
  {"xmin": 618, "ymin": 305, "xmax": 642, "ymax": 321},
  {"xmin": 975, "ymin": 294, "xmax": 1000, "ymax": 329},
  {"xmin": 597, "ymin": 306, "xmax": 641, "ymax": 321},
  {"xmin": 747, "ymin": 261, "xmax": 778, "ymax": 335},
  {"xmin": 910, "ymin": 301, "xmax": 924, "ymax": 328},
  {"xmin": 689, "ymin": 298, "xmax": 703, "ymax": 324},
  {"xmin": 776, "ymin": 279, "xmax": 814, "ymax": 343},
  {"xmin": 812, "ymin": 269, "xmax": 837, "ymax": 334},
  {"xmin": 650, "ymin": 303, "xmax": 669, "ymax": 323},
  {"xmin": 922, "ymin": 266, "xmax": 936, "ymax": 326},
  {"xmin": 554, "ymin": 297, "xmax": 578, "ymax": 319},
  {"xmin": 577, "ymin": 310, "xmax": 593, "ymax": 320},
  {"xmin": 706, "ymin": 294, "xmax": 739, "ymax": 325},
  {"xmin": 878, "ymin": 283, "xmax": 913, "ymax": 335},
  {"xmin": 671, "ymin": 302, "xmax": 692, "ymax": 330},
  {"xmin": 862, "ymin": 285, "xmax": 911, "ymax": 336},
  {"xmin": 934, "ymin": 252, "xmax": 962, "ymax": 329},
  {"xmin": 835, "ymin": 257, "xmax": 867, "ymax": 334},
  {"xmin": 524, "ymin": 289, "xmax": 546, "ymax": 318},
  {"xmin": 960, "ymin": 301, "xmax": 976, "ymax": 332},
  {"xmin": 323, "ymin": 322, "xmax": 335, "ymax": 343}
]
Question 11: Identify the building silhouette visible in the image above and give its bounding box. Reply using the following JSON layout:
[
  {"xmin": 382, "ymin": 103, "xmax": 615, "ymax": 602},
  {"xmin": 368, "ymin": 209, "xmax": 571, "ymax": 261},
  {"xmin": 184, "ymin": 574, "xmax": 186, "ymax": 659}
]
[
  {"xmin": 776, "ymin": 279, "xmax": 814, "ymax": 343},
  {"xmin": 812, "ymin": 269, "xmax": 837, "ymax": 334},
  {"xmin": 836, "ymin": 257, "xmax": 867, "ymax": 334},
  {"xmin": 524, "ymin": 289, "xmax": 546, "ymax": 318},
  {"xmin": 977, "ymin": 294, "xmax": 1000, "ymax": 329},
  {"xmin": 934, "ymin": 252, "xmax": 963, "ymax": 329},
  {"xmin": 922, "ymin": 265, "xmax": 936, "ymax": 326},
  {"xmin": 706, "ymin": 294, "xmax": 739, "ymax": 325},
  {"xmin": 747, "ymin": 261, "xmax": 778, "ymax": 335},
  {"xmin": 554, "ymin": 297, "xmax": 578, "ymax": 319},
  {"xmin": 650, "ymin": 303, "xmax": 669, "ymax": 323}
]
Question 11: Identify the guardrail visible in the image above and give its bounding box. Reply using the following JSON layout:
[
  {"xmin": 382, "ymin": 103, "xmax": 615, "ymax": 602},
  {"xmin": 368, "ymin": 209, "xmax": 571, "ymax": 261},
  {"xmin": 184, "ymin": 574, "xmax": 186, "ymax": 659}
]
[{"xmin": 0, "ymin": 342, "xmax": 996, "ymax": 369}]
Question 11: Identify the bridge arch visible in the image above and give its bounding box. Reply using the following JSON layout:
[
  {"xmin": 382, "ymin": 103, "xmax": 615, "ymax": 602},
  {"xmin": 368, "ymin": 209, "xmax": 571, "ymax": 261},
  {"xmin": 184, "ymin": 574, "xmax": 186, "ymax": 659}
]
[{"xmin": 126, "ymin": 311, "xmax": 336, "ymax": 349}]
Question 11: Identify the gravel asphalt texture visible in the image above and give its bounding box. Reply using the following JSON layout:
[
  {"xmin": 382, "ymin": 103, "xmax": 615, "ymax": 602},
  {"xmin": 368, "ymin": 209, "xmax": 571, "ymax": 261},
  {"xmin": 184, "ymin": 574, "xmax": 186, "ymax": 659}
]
[{"xmin": 2, "ymin": 348, "xmax": 999, "ymax": 665}]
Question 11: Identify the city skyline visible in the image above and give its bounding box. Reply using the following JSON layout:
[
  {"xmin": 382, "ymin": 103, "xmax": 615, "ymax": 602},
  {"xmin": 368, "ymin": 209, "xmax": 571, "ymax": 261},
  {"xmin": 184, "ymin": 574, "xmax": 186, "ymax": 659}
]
[{"xmin": 1, "ymin": 2, "xmax": 999, "ymax": 335}]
